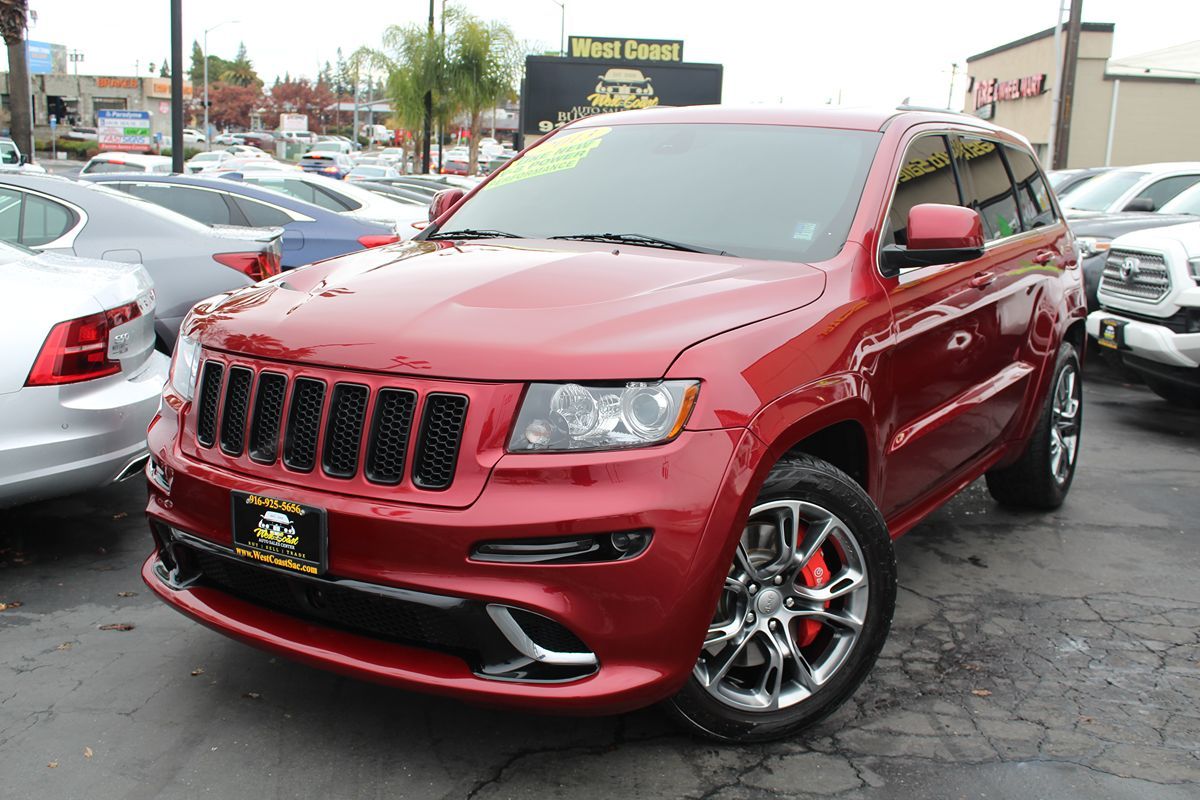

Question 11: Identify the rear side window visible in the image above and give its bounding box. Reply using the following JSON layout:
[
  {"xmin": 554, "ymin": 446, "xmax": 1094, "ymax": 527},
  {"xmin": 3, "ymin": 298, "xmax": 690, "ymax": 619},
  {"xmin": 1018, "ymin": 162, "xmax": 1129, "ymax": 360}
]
[
  {"xmin": 1134, "ymin": 175, "xmax": 1200, "ymax": 211},
  {"xmin": 235, "ymin": 197, "xmax": 293, "ymax": 227},
  {"xmin": 886, "ymin": 135, "xmax": 961, "ymax": 247},
  {"xmin": 22, "ymin": 195, "xmax": 76, "ymax": 246},
  {"xmin": 124, "ymin": 184, "xmax": 233, "ymax": 225},
  {"xmin": 245, "ymin": 177, "xmax": 354, "ymax": 211},
  {"xmin": 956, "ymin": 138, "xmax": 1019, "ymax": 241},
  {"xmin": 0, "ymin": 187, "xmax": 21, "ymax": 241},
  {"xmin": 1003, "ymin": 146, "xmax": 1057, "ymax": 230},
  {"xmin": 82, "ymin": 161, "xmax": 134, "ymax": 175}
]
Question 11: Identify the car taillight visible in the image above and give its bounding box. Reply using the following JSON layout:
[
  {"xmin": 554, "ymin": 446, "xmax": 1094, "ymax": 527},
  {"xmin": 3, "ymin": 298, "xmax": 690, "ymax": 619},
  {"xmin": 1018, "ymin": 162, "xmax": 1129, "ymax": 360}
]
[
  {"xmin": 25, "ymin": 302, "xmax": 142, "ymax": 386},
  {"xmin": 213, "ymin": 250, "xmax": 281, "ymax": 281},
  {"xmin": 357, "ymin": 234, "xmax": 401, "ymax": 248}
]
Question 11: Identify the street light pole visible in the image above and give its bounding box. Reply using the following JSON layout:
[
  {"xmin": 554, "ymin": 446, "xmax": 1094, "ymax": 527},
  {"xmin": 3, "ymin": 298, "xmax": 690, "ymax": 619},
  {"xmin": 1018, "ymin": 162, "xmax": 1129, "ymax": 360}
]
[
  {"xmin": 203, "ymin": 19, "xmax": 238, "ymax": 152},
  {"xmin": 551, "ymin": 1, "xmax": 565, "ymax": 56}
]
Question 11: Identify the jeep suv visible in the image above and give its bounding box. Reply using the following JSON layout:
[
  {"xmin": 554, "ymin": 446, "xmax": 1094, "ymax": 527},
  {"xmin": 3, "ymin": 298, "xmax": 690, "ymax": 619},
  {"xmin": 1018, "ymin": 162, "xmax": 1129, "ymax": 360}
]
[
  {"xmin": 1087, "ymin": 221, "xmax": 1200, "ymax": 407},
  {"xmin": 145, "ymin": 107, "xmax": 1086, "ymax": 742}
]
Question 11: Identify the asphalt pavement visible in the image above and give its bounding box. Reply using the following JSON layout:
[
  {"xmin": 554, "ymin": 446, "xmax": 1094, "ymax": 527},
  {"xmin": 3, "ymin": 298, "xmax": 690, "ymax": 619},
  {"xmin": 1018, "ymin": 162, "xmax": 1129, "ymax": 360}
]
[{"xmin": 1, "ymin": 360, "xmax": 1197, "ymax": 800}]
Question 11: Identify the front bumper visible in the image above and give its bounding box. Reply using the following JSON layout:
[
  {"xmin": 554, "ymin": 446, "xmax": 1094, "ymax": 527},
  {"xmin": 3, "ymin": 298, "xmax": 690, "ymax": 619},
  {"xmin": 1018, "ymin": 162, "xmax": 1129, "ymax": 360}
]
[
  {"xmin": 145, "ymin": 417, "xmax": 762, "ymax": 713},
  {"xmin": 0, "ymin": 352, "xmax": 169, "ymax": 508},
  {"xmin": 1086, "ymin": 309, "xmax": 1200, "ymax": 368}
]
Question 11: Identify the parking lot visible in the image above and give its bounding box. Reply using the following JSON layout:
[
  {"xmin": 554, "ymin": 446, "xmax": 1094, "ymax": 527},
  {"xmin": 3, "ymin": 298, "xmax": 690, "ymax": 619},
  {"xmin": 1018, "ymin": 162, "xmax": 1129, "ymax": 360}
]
[{"xmin": 1, "ymin": 360, "xmax": 1196, "ymax": 800}]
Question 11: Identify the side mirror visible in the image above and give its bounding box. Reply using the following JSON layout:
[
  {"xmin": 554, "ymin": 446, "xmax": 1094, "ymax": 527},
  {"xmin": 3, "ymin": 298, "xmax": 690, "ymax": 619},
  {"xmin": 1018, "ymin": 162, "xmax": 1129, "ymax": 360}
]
[
  {"xmin": 881, "ymin": 203, "xmax": 985, "ymax": 276},
  {"xmin": 428, "ymin": 187, "xmax": 465, "ymax": 222},
  {"xmin": 18, "ymin": 154, "xmax": 27, "ymax": 165},
  {"xmin": 1122, "ymin": 197, "xmax": 1155, "ymax": 212}
]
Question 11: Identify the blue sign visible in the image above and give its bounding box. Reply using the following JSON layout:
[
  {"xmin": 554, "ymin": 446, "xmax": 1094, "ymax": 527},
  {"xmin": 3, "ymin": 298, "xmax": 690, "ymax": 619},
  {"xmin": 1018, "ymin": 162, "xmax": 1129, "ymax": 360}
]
[
  {"xmin": 49, "ymin": 117, "xmax": 57, "ymax": 130},
  {"xmin": 27, "ymin": 41, "xmax": 54, "ymax": 75}
]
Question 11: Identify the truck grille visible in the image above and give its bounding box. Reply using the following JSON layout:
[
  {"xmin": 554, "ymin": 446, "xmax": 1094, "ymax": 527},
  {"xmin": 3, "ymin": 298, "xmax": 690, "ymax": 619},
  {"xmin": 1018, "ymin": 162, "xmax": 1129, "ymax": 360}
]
[
  {"xmin": 1101, "ymin": 249, "xmax": 1171, "ymax": 302},
  {"xmin": 195, "ymin": 361, "xmax": 468, "ymax": 490}
]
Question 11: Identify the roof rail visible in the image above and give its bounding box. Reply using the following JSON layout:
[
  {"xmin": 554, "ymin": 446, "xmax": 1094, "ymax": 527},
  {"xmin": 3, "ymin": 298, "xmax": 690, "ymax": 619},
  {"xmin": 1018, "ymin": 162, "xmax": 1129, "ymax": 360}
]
[{"xmin": 894, "ymin": 104, "xmax": 978, "ymax": 117}]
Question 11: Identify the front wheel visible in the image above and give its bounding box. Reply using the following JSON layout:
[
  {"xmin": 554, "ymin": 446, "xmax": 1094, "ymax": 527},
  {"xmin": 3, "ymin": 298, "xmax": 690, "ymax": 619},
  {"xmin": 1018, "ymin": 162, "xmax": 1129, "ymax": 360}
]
[{"xmin": 666, "ymin": 455, "xmax": 896, "ymax": 742}]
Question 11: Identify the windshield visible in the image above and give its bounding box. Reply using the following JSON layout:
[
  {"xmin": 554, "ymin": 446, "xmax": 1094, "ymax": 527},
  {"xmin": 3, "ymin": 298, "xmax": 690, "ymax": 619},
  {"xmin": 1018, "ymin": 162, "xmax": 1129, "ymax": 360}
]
[
  {"xmin": 1158, "ymin": 183, "xmax": 1200, "ymax": 215},
  {"xmin": 442, "ymin": 123, "xmax": 880, "ymax": 262},
  {"xmin": 1062, "ymin": 170, "xmax": 1146, "ymax": 212}
]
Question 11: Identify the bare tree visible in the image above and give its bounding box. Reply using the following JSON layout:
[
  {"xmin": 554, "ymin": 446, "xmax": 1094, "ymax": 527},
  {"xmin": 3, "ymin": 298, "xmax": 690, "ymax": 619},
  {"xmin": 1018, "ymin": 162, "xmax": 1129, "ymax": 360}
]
[{"xmin": 0, "ymin": 0, "xmax": 33, "ymax": 160}]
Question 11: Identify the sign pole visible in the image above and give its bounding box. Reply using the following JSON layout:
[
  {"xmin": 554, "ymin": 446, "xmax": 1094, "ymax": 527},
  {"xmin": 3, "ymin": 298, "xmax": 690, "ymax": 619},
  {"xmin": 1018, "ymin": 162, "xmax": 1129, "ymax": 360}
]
[{"xmin": 170, "ymin": 0, "xmax": 184, "ymax": 173}]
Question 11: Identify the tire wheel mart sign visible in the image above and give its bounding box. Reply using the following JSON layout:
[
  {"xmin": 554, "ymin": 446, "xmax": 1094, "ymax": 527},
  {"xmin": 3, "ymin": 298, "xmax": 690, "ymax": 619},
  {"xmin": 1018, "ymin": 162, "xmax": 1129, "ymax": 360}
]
[{"xmin": 97, "ymin": 110, "xmax": 152, "ymax": 152}]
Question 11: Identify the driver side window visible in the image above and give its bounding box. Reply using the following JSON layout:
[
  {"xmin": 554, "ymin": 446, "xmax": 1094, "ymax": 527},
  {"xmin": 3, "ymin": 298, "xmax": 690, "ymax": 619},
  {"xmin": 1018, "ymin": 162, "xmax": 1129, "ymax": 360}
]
[{"xmin": 886, "ymin": 135, "xmax": 962, "ymax": 248}]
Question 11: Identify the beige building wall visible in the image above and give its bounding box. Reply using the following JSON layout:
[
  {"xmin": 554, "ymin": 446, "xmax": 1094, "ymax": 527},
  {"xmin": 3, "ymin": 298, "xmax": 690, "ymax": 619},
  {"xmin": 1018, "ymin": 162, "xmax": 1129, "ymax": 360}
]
[{"xmin": 966, "ymin": 25, "xmax": 1200, "ymax": 169}]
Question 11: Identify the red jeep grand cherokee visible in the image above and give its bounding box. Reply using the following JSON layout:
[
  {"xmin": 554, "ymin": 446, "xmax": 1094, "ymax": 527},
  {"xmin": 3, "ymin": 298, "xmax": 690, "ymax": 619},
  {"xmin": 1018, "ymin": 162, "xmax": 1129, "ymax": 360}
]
[{"xmin": 145, "ymin": 106, "xmax": 1086, "ymax": 742}]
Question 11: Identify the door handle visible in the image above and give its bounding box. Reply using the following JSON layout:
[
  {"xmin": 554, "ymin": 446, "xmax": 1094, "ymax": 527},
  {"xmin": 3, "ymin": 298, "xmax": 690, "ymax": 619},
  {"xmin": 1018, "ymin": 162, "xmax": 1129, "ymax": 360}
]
[
  {"xmin": 1033, "ymin": 249, "xmax": 1059, "ymax": 266},
  {"xmin": 968, "ymin": 271, "xmax": 995, "ymax": 289}
]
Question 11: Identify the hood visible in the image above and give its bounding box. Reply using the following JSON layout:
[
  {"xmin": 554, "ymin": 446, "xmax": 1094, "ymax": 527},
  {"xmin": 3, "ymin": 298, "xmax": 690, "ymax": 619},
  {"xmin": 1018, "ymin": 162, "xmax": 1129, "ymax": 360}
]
[
  {"xmin": 1110, "ymin": 220, "xmax": 1200, "ymax": 251},
  {"xmin": 186, "ymin": 240, "xmax": 827, "ymax": 380},
  {"xmin": 1070, "ymin": 213, "xmax": 1197, "ymax": 238}
]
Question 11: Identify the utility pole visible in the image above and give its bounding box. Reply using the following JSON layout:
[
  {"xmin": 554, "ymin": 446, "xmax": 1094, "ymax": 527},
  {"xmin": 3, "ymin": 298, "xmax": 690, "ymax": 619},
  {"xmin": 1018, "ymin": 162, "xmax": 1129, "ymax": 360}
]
[
  {"xmin": 422, "ymin": 0, "xmax": 433, "ymax": 174},
  {"xmin": 1052, "ymin": 0, "xmax": 1083, "ymax": 169},
  {"xmin": 204, "ymin": 21, "xmax": 238, "ymax": 152},
  {"xmin": 946, "ymin": 63, "xmax": 959, "ymax": 109},
  {"xmin": 170, "ymin": 0, "xmax": 183, "ymax": 173}
]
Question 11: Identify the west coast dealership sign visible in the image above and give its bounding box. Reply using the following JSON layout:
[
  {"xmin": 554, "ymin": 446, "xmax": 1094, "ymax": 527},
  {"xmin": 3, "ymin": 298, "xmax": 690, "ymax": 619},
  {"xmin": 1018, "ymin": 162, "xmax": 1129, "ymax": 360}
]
[
  {"xmin": 567, "ymin": 36, "xmax": 684, "ymax": 63},
  {"xmin": 972, "ymin": 73, "xmax": 1047, "ymax": 110}
]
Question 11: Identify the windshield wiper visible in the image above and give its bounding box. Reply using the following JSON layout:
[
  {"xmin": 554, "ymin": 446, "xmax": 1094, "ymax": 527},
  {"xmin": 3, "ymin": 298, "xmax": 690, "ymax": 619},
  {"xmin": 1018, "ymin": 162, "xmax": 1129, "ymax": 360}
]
[
  {"xmin": 426, "ymin": 228, "xmax": 522, "ymax": 240},
  {"xmin": 547, "ymin": 232, "xmax": 732, "ymax": 256}
]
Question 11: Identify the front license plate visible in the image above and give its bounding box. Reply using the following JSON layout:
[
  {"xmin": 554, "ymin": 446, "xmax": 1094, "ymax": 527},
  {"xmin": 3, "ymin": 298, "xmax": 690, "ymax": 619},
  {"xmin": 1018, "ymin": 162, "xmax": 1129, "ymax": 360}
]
[
  {"xmin": 1097, "ymin": 318, "xmax": 1127, "ymax": 350},
  {"xmin": 231, "ymin": 492, "xmax": 327, "ymax": 576}
]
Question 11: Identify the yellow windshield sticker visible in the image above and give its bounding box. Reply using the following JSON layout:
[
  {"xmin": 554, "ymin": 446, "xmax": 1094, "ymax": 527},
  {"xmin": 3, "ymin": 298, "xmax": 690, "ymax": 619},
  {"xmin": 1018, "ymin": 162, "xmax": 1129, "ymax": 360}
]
[{"xmin": 486, "ymin": 127, "xmax": 610, "ymax": 189}]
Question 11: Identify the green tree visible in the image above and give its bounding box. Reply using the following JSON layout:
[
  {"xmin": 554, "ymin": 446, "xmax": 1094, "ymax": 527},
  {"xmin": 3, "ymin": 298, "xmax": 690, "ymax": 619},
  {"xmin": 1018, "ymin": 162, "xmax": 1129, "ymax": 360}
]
[
  {"xmin": 446, "ymin": 12, "xmax": 520, "ymax": 173},
  {"xmin": 159, "ymin": 56, "xmax": 170, "ymax": 77}
]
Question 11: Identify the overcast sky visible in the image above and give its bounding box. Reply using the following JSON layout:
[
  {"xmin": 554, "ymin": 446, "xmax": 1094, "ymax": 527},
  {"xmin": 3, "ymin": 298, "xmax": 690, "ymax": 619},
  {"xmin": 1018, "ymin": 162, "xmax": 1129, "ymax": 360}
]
[{"xmin": 14, "ymin": 0, "xmax": 1200, "ymax": 108}]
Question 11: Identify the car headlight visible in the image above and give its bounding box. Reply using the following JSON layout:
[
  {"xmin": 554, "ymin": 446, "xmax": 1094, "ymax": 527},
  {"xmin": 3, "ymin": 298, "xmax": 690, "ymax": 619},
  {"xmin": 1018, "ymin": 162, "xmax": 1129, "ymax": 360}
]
[
  {"xmin": 508, "ymin": 380, "xmax": 700, "ymax": 452},
  {"xmin": 168, "ymin": 334, "xmax": 202, "ymax": 402},
  {"xmin": 1076, "ymin": 236, "xmax": 1112, "ymax": 259}
]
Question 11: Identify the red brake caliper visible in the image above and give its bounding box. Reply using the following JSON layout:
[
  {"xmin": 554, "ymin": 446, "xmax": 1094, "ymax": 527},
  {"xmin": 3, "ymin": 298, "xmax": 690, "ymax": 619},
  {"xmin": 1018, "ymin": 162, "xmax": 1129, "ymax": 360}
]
[{"xmin": 794, "ymin": 544, "xmax": 832, "ymax": 647}]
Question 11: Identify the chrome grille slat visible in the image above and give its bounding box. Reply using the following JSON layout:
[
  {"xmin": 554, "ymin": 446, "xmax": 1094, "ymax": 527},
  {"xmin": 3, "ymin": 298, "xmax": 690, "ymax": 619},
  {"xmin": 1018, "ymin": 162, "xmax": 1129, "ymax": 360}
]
[{"xmin": 1101, "ymin": 249, "xmax": 1171, "ymax": 301}]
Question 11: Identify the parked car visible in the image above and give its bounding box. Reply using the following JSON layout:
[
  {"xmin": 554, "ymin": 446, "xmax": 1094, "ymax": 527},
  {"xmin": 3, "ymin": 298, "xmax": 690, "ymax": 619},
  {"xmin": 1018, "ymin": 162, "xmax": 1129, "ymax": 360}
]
[
  {"xmin": 183, "ymin": 128, "xmax": 207, "ymax": 145},
  {"xmin": 278, "ymin": 130, "xmax": 316, "ymax": 145},
  {"xmin": 1087, "ymin": 220, "xmax": 1200, "ymax": 407},
  {"xmin": 224, "ymin": 144, "xmax": 271, "ymax": 159},
  {"xmin": 144, "ymin": 107, "xmax": 1084, "ymax": 743},
  {"xmin": 209, "ymin": 157, "xmax": 298, "ymax": 174},
  {"xmin": 0, "ymin": 242, "xmax": 167, "ymax": 508},
  {"xmin": 64, "ymin": 126, "xmax": 98, "ymax": 141},
  {"xmin": 1048, "ymin": 167, "xmax": 1111, "ymax": 199},
  {"xmin": 236, "ymin": 131, "xmax": 276, "ymax": 151},
  {"xmin": 1070, "ymin": 206, "xmax": 1197, "ymax": 309},
  {"xmin": 222, "ymin": 169, "xmax": 427, "ymax": 229},
  {"xmin": 212, "ymin": 133, "xmax": 242, "ymax": 146},
  {"xmin": 85, "ymin": 173, "xmax": 403, "ymax": 268},
  {"xmin": 377, "ymin": 147, "xmax": 406, "ymax": 166},
  {"xmin": 346, "ymin": 164, "xmax": 402, "ymax": 182},
  {"xmin": 480, "ymin": 151, "xmax": 515, "ymax": 176},
  {"xmin": 309, "ymin": 140, "xmax": 353, "ymax": 156},
  {"xmin": 0, "ymin": 137, "xmax": 45, "ymax": 174},
  {"xmin": 0, "ymin": 174, "xmax": 281, "ymax": 348},
  {"xmin": 440, "ymin": 148, "xmax": 472, "ymax": 176},
  {"xmin": 355, "ymin": 181, "xmax": 434, "ymax": 206},
  {"xmin": 81, "ymin": 152, "xmax": 172, "ymax": 175},
  {"xmin": 1060, "ymin": 163, "xmax": 1200, "ymax": 217},
  {"xmin": 299, "ymin": 151, "xmax": 355, "ymax": 180},
  {"xmin": 185, "ymin": 150, "xmax": 235, "ymax": 173}
]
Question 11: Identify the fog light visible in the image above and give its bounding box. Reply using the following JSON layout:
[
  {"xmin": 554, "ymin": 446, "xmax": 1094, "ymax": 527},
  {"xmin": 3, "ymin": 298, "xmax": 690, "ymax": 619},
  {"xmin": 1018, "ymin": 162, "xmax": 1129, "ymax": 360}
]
[{"xmin": 611, "ymin": 530, "xmax": 649, "ymax": 554}]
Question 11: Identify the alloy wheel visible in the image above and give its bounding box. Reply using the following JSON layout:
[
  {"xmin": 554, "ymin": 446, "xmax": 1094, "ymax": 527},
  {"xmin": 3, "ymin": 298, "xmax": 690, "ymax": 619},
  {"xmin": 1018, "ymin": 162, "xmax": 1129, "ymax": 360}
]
[
  {"xmin": 1049, "ymin": 364, "xmax": 1081, "ymax": 485},
  {"xmin": 694, "ymin": 500, "xmax": 870, "ymax": 712}
]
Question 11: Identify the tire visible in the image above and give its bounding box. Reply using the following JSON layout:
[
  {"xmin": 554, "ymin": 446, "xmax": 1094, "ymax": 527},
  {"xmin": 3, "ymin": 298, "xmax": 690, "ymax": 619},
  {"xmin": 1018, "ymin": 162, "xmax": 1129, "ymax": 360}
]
[
  {"xmin": 1143, "ymin": 377, "xmax": 1200, "ymax": 409},
  {"xmin": 665, "ymin": 454, "xmax": 897, "ymax": 743},
  {"xmin": 985, "ymin": 341, "xmax": 1082, "ymax": 509}
]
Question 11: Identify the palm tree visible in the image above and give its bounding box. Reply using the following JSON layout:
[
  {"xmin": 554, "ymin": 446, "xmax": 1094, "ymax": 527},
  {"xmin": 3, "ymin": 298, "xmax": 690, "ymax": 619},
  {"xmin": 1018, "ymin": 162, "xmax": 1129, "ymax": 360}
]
[
  {"xmin": 220, "ymin": 42, "xmax": 259, "ymax": 88},
  {"xmin": 446, "ymin": 13, "xmax": 520, "ymax": 173},
  {"xmin": 0, "ymin": 0, "xmax": 33, "ymax": 160}
]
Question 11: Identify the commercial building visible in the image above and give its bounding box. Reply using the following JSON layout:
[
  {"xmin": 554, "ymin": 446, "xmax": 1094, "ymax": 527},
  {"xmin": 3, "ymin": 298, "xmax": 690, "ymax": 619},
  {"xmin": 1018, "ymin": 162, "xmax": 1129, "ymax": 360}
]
[
  {"xmin": 965, "ymin": 24, "xmax": 1200, "ymax": 168},
  {"xmin": 0, "ymin": 72, "xmax": 191, "ymax": 140}
]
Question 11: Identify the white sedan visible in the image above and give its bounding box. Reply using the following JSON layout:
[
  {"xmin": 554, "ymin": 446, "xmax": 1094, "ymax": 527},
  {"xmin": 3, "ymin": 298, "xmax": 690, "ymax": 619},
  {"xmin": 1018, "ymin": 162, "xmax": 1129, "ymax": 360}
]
[{"xmin": 0, "ymin": 243, "xmax": 168, "ymax": 508}]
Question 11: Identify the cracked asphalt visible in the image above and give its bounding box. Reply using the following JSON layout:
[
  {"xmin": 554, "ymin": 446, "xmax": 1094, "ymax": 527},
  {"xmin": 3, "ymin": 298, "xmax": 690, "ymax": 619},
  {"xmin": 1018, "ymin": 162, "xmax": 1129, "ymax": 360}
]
[{"xmin": 1, "ymin": 360, "xmax": 1197, "ymax": 800}]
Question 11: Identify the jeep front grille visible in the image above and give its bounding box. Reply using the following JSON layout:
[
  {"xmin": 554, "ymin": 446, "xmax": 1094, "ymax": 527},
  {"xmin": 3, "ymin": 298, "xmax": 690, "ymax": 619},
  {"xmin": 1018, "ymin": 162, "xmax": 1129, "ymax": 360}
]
[
  {"xmin": 194, "ymin": 361, "xmax": 468, "ymax": 490},
  {"xmin": 1101, "ymin": 249, "xmax": 1171, "ymax": 302}
]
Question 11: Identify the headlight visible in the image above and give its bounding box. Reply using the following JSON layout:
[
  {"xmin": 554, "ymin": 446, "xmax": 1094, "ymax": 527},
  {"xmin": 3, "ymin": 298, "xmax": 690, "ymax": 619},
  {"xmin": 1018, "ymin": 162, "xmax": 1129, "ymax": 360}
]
[
  {"xmin": 168, "ymin": 334, "xmax": 202, "ymax": 402},
  {"xmin": 1076, "ymin": 236, "xmax": 1112, "ymax": 259},
  {"xmin": 508, "ymin": 380, "xmax": 700, "ymax": 452}
]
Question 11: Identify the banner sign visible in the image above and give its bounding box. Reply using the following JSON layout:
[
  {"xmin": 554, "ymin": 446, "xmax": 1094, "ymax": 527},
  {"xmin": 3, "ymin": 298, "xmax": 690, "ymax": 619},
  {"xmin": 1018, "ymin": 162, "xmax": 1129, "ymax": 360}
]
[
  {"xmin": 522, "ymin": 56, "xmax": 722, "ymax": 137},
  {"xmin": 26, "ymin": 41, "xmax": 62, "ymax": 75},
  {"xmin": 971, "ymin": 74, "xmax": 1047, "ymax": 110},
  {"xmin": 97, "ymin": 109, "xmax": 152, "ymax": 152},
  {"xmin": 567, "ymin": 36, "xmax": 684, "ymax": 63}
]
